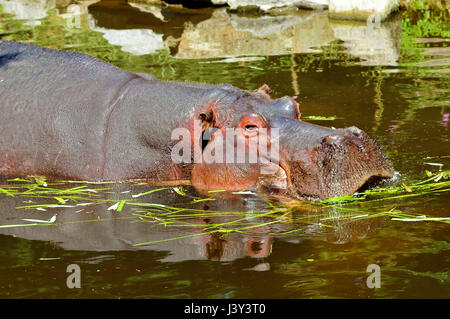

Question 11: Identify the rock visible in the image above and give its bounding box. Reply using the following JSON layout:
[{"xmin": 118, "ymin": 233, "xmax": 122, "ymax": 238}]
[
  {"xmin": 211, "ymin": 0, "xmax": 227, "ymax": 4},
  {"xmin": 88, "ymin": 14, "xmax": 166, "ymax": 55},
  {"xmin": 0, "ymin": 0, "xmax": 98, "ymax": 21},
  {"xmin": 128, "ymin": 0, "xmax": 166, "ymax": 21},
  {"xmin": 58, "ymin": 1, "xmax": 99, "ymax": 18},
  {"xmin": 329, "ymin": 14, "xmax": 402, "ymax": 65},
  {"xmin": 0, "ymin": 0, "xmax": 56, "ymax": 20},
  {"xmin": 176, "ymin": 8, "xmax": 335, "ymax": 59},
  {"xmin": 329, "ymin": 0, "xmax": 400, "ymax": 22},
  {"xmin": 213, "ymin": 0, "xmax": 329, "ymax": 11},
  {"xmin": 55, "ymin": 0, "xmax": 72, "ymax": 8}
]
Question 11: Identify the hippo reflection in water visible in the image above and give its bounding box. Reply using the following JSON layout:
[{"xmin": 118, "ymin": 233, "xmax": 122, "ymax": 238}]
[{"xmin": 0, "ymin": 41, "xmax": 394, "ymax": 200}]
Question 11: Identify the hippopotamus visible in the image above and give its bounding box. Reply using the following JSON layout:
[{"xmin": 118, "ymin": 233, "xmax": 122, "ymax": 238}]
[{"xmin": 0, "ymin": 40, "xmax": 394, "ymax": 200}]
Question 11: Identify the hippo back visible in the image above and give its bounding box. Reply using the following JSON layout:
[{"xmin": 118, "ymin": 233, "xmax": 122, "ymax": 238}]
[{"xmin": 0, "ymin": 40, "xmax": 138, "ymax": 179}]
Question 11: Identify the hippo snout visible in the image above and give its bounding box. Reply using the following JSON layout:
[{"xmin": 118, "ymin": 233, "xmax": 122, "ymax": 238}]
[{"xmin": 285, "ymin": 126, "xmax": 394, "ymax": 200}]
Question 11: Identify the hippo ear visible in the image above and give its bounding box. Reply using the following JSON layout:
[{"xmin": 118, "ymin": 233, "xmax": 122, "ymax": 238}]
[
  {"xmin": 198, "ymin": 109, "xmax": 214, "ymax": 130},
  {"xmin": 256, "ymin": 84, "xmax": 273, "ymax": 98}
]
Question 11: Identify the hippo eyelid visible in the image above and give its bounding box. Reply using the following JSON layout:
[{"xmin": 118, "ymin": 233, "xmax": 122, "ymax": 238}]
[
  {"xmin": 242, "ymin": 112, "xmax": 267, "ymax": 127},
  {"xmin": 244, "ymin": 113, "xmax": 267, "ymax": 128},
  {"xmin": 245, "ymin": 124, "xmax": 258, "ymax": 131}
]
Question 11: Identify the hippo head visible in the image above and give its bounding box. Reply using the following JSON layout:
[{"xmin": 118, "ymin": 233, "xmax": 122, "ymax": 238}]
[{"xmin": 189, "ymin": 84, "xmax": 394, "ymax": 201}]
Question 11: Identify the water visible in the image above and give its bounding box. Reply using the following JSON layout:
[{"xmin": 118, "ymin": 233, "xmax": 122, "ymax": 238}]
[{"xmin": 0, "ymin": 0, "xmax": 449, "ymax": 298}]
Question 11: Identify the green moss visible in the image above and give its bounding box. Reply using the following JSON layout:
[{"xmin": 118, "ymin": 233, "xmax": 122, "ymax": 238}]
[{"xmin": 399, "ymin": 3, "xmax": 449, "ymax": 65}]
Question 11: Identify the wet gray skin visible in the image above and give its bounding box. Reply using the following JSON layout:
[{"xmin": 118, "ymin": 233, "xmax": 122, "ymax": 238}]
[{"xmin": 0, "ymin": 40, "xmax": 393, "ymax": 201}]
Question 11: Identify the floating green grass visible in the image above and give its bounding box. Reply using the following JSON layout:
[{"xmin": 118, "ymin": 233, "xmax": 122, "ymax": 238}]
[
  {"xmin": 319, "ymin": 170, "xmax": 450, "ymax": 206},
  {"xmin": 0, "ymin": 169, "xmax": 448, "ymax": 245},
  {"xmin": 303, "ymin": 115, "xmax": 339, "ymax": 121}
]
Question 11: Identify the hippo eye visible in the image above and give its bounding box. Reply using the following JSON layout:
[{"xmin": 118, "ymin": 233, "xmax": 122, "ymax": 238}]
[
  {"xmin": 245, "ymin": 125, "xmax": 258, "ymax": 131},
  {"xmin": 240, "ymin": 114, "xmax": 266, "ymax": 134}
]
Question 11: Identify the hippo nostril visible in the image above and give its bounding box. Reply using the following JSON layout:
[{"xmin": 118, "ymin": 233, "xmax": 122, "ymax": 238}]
[
  {"xmin": 347, "ymin": 126, "xmax": 363, "ymax": 138},
  {"xmin": 322, "ymin": 135, "xmax": 341, "ymax": 144}
]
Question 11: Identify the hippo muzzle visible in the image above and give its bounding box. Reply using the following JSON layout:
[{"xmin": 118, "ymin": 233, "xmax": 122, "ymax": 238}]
[{"xmin": 271, "ymin": 117, "xmax": 394, "ymax": 200}]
